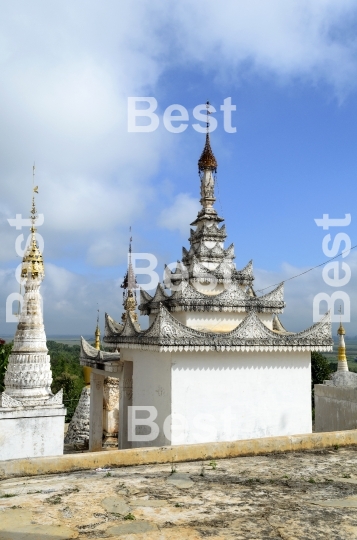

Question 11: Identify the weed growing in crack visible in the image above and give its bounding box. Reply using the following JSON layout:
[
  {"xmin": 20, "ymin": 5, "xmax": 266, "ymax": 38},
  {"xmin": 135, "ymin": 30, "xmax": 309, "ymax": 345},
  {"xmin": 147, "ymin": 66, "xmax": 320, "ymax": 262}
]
[
  {"xmin": 124, "ymin": 513, "xmax": 136, "ymax": 521},
  {"xmin": 209, "ymin": 461, "xmax": 217, "ymax": 470},
  {"xmin": 308, "ymin": 478, "xmax": 316, "ymax": 484},
  {"xmin": 46, "ymin": 495, "xmax": 62, "ymax": 505},
  {"xmin": 0, "ymin": 493, "xmax": 16, "ymax": 498}
]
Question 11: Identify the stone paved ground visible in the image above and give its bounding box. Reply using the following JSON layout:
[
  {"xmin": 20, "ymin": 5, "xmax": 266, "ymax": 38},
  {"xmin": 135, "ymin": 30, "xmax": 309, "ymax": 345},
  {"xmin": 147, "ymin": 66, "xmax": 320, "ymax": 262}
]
[{"xmin": 1, "ymin": 446, "xmax": 357, "ymax": 539}]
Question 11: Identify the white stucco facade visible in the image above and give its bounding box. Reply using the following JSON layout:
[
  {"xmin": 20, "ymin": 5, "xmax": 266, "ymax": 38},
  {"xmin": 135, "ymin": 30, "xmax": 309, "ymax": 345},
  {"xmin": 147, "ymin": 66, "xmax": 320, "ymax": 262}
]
[{"xmin": 120, "ymin": 348, "xmax": 312, "ymax": 447}]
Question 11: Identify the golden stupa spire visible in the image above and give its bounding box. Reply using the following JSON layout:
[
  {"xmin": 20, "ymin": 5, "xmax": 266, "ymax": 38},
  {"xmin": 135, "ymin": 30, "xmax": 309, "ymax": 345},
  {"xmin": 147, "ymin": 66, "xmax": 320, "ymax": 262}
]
[
  {"xmin": 337, "ymin": 306, "xmax": 348, "ymax": 372},
  {"xmin": 21, "ymin": 166, "xmax": 44, "ymax": 280},
  {"xmin": 94, "ymin": 309, "xmax": 101, "ymax": 351},
  {"xmin": 198, "ymin": 101, "xmax": 217, "ymax": 173}
]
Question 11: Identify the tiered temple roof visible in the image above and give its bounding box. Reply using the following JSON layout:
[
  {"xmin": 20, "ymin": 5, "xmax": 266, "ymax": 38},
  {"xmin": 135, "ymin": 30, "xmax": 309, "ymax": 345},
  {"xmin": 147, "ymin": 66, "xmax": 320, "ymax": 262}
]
[
  {"xmin": 104, "ymin": 132, "xmax": 333, "ymax": 353},
  {"xmin": 104, "ymin": 306, "xmax": 332, "ymax": 352}
]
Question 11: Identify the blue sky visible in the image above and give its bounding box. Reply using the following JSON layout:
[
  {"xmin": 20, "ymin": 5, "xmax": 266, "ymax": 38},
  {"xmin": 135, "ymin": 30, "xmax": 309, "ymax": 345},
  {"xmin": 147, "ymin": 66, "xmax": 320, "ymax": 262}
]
[{"xmin": 1, "ymin": 0, "xmax": 357, "ymax": 336}]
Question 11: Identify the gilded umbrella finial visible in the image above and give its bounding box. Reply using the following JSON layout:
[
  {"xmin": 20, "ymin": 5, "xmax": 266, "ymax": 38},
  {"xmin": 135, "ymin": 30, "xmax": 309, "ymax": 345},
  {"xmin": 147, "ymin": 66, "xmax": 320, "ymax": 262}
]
[{"xmin": 198, "ymin": 101, "xmax": 217, "ymax": 173}]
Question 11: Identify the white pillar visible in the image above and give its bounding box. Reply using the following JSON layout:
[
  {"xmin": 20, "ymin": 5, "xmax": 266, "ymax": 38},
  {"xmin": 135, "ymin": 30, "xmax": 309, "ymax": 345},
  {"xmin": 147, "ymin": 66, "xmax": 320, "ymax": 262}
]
[
  {"xmin": 89, "ymin": 372, "xmax": 105, "ymax": 452},
  {"xmin": 119, "ymin": 361, "xmax": 133, "ymax": 449}
]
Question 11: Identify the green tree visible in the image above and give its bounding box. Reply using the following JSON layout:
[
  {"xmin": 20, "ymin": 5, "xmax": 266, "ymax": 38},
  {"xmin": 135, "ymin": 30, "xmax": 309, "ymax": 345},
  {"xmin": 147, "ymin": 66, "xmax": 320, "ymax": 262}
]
[
  {"xmin": 0, "ymin": 342, "xmax": 13, "ymax": 392},
  {"xmin": 311, "ymin": 351, "xmax": 332, "ymax": 408},
  {"xmin": 47, "ymin": 341, "xmax": 84, "ymax": 421}
]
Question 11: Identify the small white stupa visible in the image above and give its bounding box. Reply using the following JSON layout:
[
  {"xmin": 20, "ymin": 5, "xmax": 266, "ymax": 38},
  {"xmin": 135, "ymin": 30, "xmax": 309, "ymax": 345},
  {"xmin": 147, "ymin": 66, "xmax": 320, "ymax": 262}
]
[{"xmin": 0, "ymin": 190, "xmax": 66, "ymax": 460}]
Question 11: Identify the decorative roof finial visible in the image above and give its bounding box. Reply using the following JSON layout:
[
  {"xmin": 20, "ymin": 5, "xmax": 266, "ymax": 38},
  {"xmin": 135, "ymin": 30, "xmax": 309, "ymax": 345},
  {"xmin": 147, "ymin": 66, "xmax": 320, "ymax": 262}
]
[
  {"xmin": 121, "ymin": 228, "xmax": 139, "ymax": 324},
  {"xmin": 337, "ymin": 305, "xmax": 348, "ymax": 371},
  {"xmin": 198, "ymin": 101, "xmax": 217, "ymax": 173},
  {"xmin": 21, "ymin": 167, "xmax": 44, "ymax": 280}
]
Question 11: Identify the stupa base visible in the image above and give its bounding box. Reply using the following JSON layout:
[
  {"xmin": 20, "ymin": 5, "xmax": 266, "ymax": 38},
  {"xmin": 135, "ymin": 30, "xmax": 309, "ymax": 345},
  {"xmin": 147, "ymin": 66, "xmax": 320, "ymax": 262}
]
[{"xmin": 0, "ymin": 404, "xmax": 66, "ymax": 461}]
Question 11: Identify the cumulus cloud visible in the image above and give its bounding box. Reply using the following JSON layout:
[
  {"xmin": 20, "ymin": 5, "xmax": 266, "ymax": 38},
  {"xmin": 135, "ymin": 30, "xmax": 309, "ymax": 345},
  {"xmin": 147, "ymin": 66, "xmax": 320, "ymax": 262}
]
[
  {"xmin": 170, "ymin": 0, "xmax": 357, "ymax": 94},
  {"xmin": 1, "ymin": 1, "xmax": 357, "ymax": 333},
  {"xmin": 158, "ymin": 193, "xmax": 200, "ymax": 235}
]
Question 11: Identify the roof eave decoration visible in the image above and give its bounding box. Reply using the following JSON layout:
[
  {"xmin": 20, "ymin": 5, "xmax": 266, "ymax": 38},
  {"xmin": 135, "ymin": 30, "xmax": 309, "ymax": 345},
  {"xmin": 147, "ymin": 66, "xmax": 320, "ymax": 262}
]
[
  {"xmin": 105, "ymin": 312, "xmax": 124, "ymax": 338},
  {"xmin": 104, "ymin": 304, "xmax": 333, "ymax": 353},
  {"xmin": 139, "ymin": 279, "xmax": 286, "ymax": 315},
  {"xmin": 79, "ymin": 336, "xmax": 121, "ymax": 370}
]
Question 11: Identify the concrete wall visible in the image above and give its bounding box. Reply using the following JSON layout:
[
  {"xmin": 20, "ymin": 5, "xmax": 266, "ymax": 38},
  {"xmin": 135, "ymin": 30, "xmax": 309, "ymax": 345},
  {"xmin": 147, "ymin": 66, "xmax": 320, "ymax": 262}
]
[
  {"xmin": 2, "ymin": 429, "xmax": 357, "ymax": 480},
  {"xmin": 315, "ymin": 384, "xmax": 357, "ymax": 432},
  {"xmin": 0, "ymin": 407, "xmax": 66, "ymax": 460},
  {"xmin": 171, "ymin": 351, "xmax": 312, "ymax": 444},
  {"xmin": 120, "ymin": 349, "xmax": 171, "ymax": 448},
  {"xmin": 120, "ymin": 348, "xmax": 311, "ymax": 448}
]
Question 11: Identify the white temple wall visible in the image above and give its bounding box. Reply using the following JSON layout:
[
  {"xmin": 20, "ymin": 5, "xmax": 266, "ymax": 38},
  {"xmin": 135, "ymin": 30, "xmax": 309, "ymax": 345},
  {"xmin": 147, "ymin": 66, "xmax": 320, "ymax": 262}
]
[
  {"xmin": 173, "ymin": 312, "xmax": 274, "ymax": 332},
  {"xmin": 257, "ymin": 313, "xmax": 274, "ymax": 330},
  {"xmin": 173, "ymin": 312, "xmax": 245, "ymax": 332},
  {"xmin": 171, "ymin": 351, "xmax": 311, "ymax": 444},
  {"xmin": 120, "ymin": 348, "xmax": 172, "ymax": 448}
]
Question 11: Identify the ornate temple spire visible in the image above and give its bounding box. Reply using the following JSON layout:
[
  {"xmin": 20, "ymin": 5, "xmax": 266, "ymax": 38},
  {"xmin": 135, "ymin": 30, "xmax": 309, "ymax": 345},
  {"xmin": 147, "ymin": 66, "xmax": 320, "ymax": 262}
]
[
  {"xmin": 337, "ymin": 318, "xmax": 348, "ymax": 372},
  {"xmin": 21, "ymin": 187, "xmax": 44, "ymax": 281},
  {"xmin": 121, "ymin": 231, "xmax": 139, "ymax": 324},
  {"xmin": 1, "ymin": 185, "xmax": 61, "ymax": 407},
  {"xmin": 195, "ymin": 102, "xmax": 219, "ymax": 218}
]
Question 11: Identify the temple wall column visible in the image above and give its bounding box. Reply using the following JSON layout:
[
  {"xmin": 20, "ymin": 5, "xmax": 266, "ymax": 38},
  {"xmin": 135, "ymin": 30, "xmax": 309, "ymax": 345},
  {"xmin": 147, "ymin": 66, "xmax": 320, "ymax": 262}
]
[
  {"xmin": 89, "ymin": 372, "xmax": 105, "ymax": 452},
  {"xmin": 119, "ymin": 361, "xmax": 133, "ymax": 449}
]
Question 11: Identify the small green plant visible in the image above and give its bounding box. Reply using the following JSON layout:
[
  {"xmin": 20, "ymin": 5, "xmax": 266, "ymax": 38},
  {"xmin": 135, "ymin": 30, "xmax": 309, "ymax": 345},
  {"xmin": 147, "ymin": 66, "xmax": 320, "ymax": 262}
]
[
  {"xmin": 209, "ymin": 460, "xmax": 217, "ymax": 470},
  {"xmin": 10, "ymin": 505, "xmax": 21, "ymax": 509},
  {"xmin": 343, "ymin": 474, "xmax": 352, "ymax": 479},
  {"xmin": 308, "ymin": 478, "xmax": 316, "ymax": 484},
  {"xmin": 333, "ymin": 444, "xmax": 339, "ymax": 451},
  {"xmin": 0, "ymin": 493, "xmax": 16, "ymax": 498},
  {"xmin": 124, "ymin": 513, "xmax": 136, "ymax": 521},
  {"xmin": 174, "ymin": 502, "xmax": 184, "ymax": 507},
  {"xmin": 46, "ymin": 495, "xmax": 62, "ymax": 505},
  {"xmin": 104, "ymin": 472, "xmax": 112, "ymax": 477}
]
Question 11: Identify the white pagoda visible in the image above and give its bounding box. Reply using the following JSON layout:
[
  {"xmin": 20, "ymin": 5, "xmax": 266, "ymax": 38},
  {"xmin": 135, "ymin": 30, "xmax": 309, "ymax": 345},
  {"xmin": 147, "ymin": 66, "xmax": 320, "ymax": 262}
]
[
  {"xmin": 103, "ymin": 132, "xmax": 333, "ymax": 448},
  {"xmin": 0, "ymin": 193, "xmax": 66, "ymax": 460}
]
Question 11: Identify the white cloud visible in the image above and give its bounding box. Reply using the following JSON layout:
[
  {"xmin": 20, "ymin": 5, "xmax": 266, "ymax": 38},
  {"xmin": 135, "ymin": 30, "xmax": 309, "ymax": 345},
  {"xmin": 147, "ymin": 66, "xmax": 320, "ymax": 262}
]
[
  {"xmin": 171, "ymin": 0, "xmax": 357, "ymax": 94},
  {"xmin": 158, "ymin": 193, "xmax": 200, "ymax": 235},
  {"xmin": 1, "ymin": 1, "xmax": 357, "ymax": 334},
  {"xmin": 255, "ymin": 250, "xmax": 357, "ymax": 334}
]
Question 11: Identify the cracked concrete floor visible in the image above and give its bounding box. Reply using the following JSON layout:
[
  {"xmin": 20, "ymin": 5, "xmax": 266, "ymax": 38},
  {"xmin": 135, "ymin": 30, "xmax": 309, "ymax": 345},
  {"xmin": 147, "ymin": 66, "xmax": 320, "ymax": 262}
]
[{"xmin": 1, "ymin": 447, "xmax": 357, "ymax": 539}]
